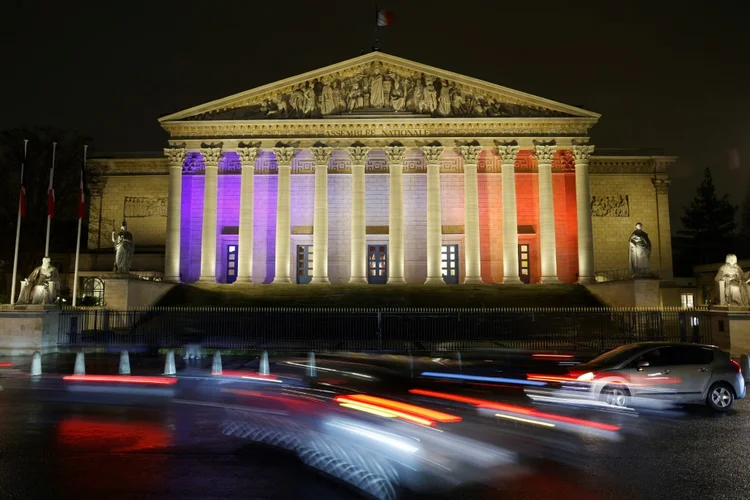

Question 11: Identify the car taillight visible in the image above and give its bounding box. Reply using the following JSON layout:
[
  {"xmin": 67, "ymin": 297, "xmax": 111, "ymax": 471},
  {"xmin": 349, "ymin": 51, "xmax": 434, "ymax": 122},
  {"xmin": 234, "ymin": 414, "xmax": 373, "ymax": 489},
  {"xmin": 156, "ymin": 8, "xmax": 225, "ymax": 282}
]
[{"xmin": 731, "ymin": 360, "xmax": 741, "ymax": 373}]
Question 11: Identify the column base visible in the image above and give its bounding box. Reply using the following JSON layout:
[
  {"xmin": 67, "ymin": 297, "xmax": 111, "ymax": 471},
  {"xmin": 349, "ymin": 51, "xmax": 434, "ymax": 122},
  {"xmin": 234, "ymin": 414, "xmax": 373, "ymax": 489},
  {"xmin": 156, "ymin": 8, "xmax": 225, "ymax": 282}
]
[
  {"xmin": 234, "ymin": 277, "xmax": 254, "ymax": 285},
  {"xmin": 540, "ymin": 276, "xmax": 563, "ymax": 285},
  {"xmin": 502, "ymin": 276, "xmax": 524, "ymax": 285},
  {"xmin": 577, "ymin": 276, "xmax": 596, "ymax": 285},
  {"xmin": 163, "ymin": 275, "xmax": 181, "ymax": 284},
  {"xmin": 310, "ymin": 277, "xmax": 331, "ymax": 285},
  {"xmin": 348, "ymin": 277, "xmax": 368, "ymax": 285},
  {"xmin": 271, "ymin": 277, "xmax": 293, "ymax": 285},
  {"xmin": 386, "ymin": 277, "xmax": 407, "ymax": 285},
  {"xmin": 424, "ymin": 276, "xmax": 446, "ymax": 286},
  {"xmin": 197, "ymin": 276, "xmax": 216, "ymax": 284},
  {"xmin": 463, "ymin": 276, "xmax": 484, "ymax": 285}
]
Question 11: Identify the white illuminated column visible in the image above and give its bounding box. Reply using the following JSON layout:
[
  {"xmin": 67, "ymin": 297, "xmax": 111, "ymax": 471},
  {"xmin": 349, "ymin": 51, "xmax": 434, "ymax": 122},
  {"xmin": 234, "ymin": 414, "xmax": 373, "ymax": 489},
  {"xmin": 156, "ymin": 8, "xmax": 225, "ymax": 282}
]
[
  {"xmin": 163, "ymin": 146, "xmax": 186, "ymax": 283},
  {"xmin": 348, "ymin": 145, "xmax": 370, "ymax": 284},
  {"xmin": 497, "ymin": 143, "xmax": 521, "ymax": 284},
  {"xmin": 422, "ymin": 144, "xmax": 445, "ymax": 285},
  {"xmin": 459, "ymin": 145, "xmax": 483, "ymax": 284},
  {"xmin": 198, "ymin": 144, "xmax": 223, "ymax": 283},
  {"xmin": 272, "ymin": 147, "xmax": 296, "ymax": 284},
  {"xmin": 572, "ymin": 144, "xmax": 596, "ymax": 283},
  {"xmin": 385, "ymin": 145, "xmax": 406, "ymax": 285},
  {"xmin": 533, "ymin": 142, "xmax": 560, "ymax": 284},
  {"xmin": 311, "ymin": 145, "xmax": 333, "ymax": 285},
  {"xmin": 236, "ymin": 146, "xmax": 259, "ymax": 284}
]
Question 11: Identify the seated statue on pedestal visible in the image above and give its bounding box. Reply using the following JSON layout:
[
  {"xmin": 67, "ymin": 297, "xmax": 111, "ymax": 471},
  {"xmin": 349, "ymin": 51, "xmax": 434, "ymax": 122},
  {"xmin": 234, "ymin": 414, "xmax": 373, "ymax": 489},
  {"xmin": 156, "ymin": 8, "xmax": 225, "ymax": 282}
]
[
  {"xmin": 714, "ymin": 254, "xmax": 750, "ymax": 306},
  {"xmin": 112, "ymin": 220, "xmax": 134, "ymax": 274},
  {"xmin": 17, "ymin": 257, "xmax": 61, "ymax": 305}
]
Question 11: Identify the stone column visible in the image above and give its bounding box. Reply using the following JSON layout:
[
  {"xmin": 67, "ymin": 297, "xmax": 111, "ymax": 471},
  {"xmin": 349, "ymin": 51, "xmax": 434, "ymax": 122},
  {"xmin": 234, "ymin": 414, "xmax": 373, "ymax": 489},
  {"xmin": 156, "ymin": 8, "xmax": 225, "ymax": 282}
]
[
  {"xmin": 497, "ymin": 142, "xmax": 521, "ymax": 284},
  {"xmin": 236, "ymin": 146, "xmax": 259, "ymax": 284},
  {"xmin": 653, "ymin": 177, "xmax": 674, "ymax": 280},
  {"xmin": 533, "ymin": 141, "xmax": 560, "ymax": 284},
  {"xmin": 385, "ymin": 144, "xmax": 407, "ymax": 285},
  {"xmin": 459, "ymin": 145, "xmax": 483, "ymax": 284},
  {"xmin": 423, "ymin": 144, "xmax": 445, "ymax": 285},
  {"xmin": 272, "ymin": 146, "xmax": 296, "ymax": 284},
  {"xmin": 163, "ymin": 146, "xmax": 186, "ymax": 283},
  {"xmin": 311, "ymin": 145, "xmax": 333, "ymax": 285},
  {"xmin": 198, "ymin": 143, "xmax": 223, "ymax": 283},
  {"xmin": 572, "ymin": 144, "xmax": 596, "ymax": 283},
  {"xmin": 348, "ymin": 144, "xmax": 370, "ymax": 284}
]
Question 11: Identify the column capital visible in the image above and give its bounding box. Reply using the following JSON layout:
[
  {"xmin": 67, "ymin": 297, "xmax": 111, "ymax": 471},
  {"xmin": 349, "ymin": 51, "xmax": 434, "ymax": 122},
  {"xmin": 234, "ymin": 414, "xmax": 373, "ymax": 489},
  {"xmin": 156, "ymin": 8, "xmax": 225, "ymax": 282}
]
[
  {"xmin": 532, "ymin": 140, "xmax": 557, "ymax": 164},
  {"xmin": 236, "ymin": 146, "xmax": 260, "ymax": 165},
  {"xmin": 273, "ymin": 146, "xmax": 296, "ymax": 166},
  {"xmin": 310, "ymin": 144, "xmax": 334, "ymax": 165},
  {"xmin": 571, "ymin": 144, "xmax": 595, "ymax": 164},
  {"xmin": 164, "ymin": 145, "xmax": 186, "ymax": 167},
  {"xmin": 384, "ymin": 144, "xmax": 406, "ymax": 164},
  {"xmin": 421, "ymin": 143, "xmax": 444, "ymax": 165},
  {"xmin": 348, "ymin": 143, "xmax": 371, "ymax": 166},
  {"xmin": 652, "ymin": 177, "xmax": 671, "ymax": 195},
  {"xmin": 494, "ymin": 141, "xmax": 520, "ymax": 163},
  {"xmin": 200, "ymin": 142, "xmax": 223, "ymax": 167},
  {"xmin": 458, "ymin": 144, "xmax": 483, "ymax": 164}
]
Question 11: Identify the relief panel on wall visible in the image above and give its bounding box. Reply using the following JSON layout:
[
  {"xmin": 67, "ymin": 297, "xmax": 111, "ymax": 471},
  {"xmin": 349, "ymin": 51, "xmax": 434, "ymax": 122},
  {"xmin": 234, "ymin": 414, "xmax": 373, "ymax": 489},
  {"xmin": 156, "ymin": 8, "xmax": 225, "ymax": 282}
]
[{"xmin": 590, "ymin": 195, "xmax": 629, "ymax": 217}]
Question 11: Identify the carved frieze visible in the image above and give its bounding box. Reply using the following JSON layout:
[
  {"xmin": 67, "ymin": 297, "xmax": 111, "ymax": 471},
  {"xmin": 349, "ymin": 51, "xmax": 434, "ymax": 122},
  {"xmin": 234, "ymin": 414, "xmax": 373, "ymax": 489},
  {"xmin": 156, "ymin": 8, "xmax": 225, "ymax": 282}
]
[
  {"xmin": 365, "ymin": 158, "xmax": 388, "ymax": 173},
  {"xmin": 293, "ymin": 159, "xmax": 315, "ymax": 174},
  {"xmin": 124, "ymin": 197, "xmax": 168, "ymax": 218},
  {"xmin": 330, "ymin": 158, "xmax": 352, "ymax": 174},
  {"xmin": 590, "ymin": 195, "xmax": 629, "ymax": 217},
  {"xmin": 189, "ymin": 60, "xmax": 572, "ymax": 121}
]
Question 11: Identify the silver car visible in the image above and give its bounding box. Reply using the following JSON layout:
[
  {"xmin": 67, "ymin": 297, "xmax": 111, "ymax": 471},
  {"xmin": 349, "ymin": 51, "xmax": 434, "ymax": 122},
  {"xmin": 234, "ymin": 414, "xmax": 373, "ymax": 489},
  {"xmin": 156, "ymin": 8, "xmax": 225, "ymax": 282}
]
[{"xmin": 568, "ymin": 342, "xmax": 746, "ymax": 411}]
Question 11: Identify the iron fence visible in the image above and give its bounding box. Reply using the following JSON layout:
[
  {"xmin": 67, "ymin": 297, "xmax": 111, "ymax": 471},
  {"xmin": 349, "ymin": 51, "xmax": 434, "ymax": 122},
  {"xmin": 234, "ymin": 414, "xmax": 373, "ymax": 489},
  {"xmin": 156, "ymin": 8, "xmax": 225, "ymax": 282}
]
[{"xmin": 57, "ymin": 307, "xmax": 713, "ymax": 353}]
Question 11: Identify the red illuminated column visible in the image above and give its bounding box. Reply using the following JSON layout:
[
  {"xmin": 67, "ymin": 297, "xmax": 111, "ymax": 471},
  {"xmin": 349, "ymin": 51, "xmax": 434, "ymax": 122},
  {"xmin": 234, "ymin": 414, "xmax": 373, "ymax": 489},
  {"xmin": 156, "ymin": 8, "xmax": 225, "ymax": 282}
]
[
  {"xmin": 497, "ymin": 142, "xmax": 521, "ymax": 284},
  {"xmin": 163, "ymin": 145, "xmax": 186, "ymax": 283},
  {"xmin": 348, "ymin": 144, "xmax": 370, "ymax": 284},
  {"xmin": 272, "ymin": 146, "xmax": 296, "ymax": 284},
  {"xmin": 572, "ymin": 144, "xmax": 596, "ymax": 283},
  {"xmin": 459, "ymin": 144, "xmax": 483, "ymax": 284},
  {"xmin": 422, "ymin": 144, "xmax": 445, "ymax": 285},
  {"xmin": 198, "ymin": 143, "xmax": 223, "ymax": 283},
  {"xmin": 385, "ymin": 144, "xmax": 407, "ymax": 285},
  {"xmin": 236, "ymin": 146, "xmax": 259, "ymax": 283},
  {"xmin": 533, "ymin": 141, "xmax": 560, "ymax": 284}
]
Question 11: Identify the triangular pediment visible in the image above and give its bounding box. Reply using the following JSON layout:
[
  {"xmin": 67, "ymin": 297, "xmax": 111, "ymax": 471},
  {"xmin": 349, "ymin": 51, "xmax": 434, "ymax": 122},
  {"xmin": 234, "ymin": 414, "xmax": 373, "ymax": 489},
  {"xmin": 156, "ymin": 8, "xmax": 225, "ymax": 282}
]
[{"xmin": 159, "ymin": 52, "xmax": 599, "ymax": 122}]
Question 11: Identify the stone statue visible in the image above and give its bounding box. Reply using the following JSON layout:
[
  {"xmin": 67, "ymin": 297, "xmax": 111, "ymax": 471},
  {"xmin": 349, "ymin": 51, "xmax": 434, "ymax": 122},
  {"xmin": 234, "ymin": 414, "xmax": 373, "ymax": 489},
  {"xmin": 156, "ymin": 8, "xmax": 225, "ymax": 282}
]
[
  {"xmin": 369, "ymin": 68, "xmax": 385, "ymax": 108},
  {"xmin": 289, "ymin": 85, "xmax": 305, "ymax": 113},
  {"xmin": 112, "ymin": 220, "xmax": 134, "ymax": 273},
  {"xmin": 438, "ymin": 80, "xmax": 452, "ymax": 116},
  {"xmin": 347, "ymin": 82, "xmax": 363, "ymax": 111},
  {"xmin": 319, "ymin": 78, "xmax": 335, "ymax": 115},
  {"xmin": 628, "ymin": 222, "xmax": 652, "ymax": 276},
  {"xmin": 714, "ymin": 254, "xmax": 750, "ymax": 306},
  {"xmin": 390, "ymin": 78, "xmax": 405, "ymax": 111},
  {"xmin": 17, "ymin": 257, "xmax": 60, "ymax": 305},
  {"xmin": 422, "ymin": 78, "xmax": 438, "ymax": 114},
  {"xmin": 302, "ymin": 82, "xmax": 316, "ymax": 115}
]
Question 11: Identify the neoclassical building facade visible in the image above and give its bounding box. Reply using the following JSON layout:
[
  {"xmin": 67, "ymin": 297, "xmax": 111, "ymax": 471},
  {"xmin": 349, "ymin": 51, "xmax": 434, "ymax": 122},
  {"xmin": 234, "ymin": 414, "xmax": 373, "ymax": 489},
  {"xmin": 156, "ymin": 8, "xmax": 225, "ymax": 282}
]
[{"xmin": 84, "ymin": 52, "xmax": 676, "ymax": 286}]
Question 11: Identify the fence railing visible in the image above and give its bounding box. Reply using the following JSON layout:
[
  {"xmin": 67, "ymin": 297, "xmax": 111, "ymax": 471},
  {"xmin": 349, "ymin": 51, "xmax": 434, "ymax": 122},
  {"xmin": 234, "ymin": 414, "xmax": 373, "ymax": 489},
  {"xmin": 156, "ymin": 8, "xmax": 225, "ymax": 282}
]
[{"xmin": 57, "ymin": 307, "xmax": 712, "ymax": 353}]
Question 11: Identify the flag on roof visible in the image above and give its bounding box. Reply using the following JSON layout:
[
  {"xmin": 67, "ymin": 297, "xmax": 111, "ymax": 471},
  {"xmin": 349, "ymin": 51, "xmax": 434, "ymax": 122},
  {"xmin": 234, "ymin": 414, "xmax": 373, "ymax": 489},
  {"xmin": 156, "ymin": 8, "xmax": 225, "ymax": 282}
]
[{"xmin": 376, "ymin": 9, "xmax": 394, "ymax": 26}]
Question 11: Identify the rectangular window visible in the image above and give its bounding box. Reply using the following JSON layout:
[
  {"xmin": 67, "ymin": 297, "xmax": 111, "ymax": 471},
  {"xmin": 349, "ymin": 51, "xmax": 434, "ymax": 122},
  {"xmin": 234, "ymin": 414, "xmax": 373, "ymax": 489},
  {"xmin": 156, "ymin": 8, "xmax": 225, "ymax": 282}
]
[{"xmin": 681, "ymin": 293, "xmax": 695, "ymax": 308}]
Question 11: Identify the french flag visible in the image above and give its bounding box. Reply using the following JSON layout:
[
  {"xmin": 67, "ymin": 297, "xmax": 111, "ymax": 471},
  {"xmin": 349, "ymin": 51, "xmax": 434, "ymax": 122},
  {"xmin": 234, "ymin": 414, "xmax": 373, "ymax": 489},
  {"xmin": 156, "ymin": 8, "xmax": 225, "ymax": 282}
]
[{"xmin": 376, "ymin": 9, "xmax": 394, "ymax": 27}]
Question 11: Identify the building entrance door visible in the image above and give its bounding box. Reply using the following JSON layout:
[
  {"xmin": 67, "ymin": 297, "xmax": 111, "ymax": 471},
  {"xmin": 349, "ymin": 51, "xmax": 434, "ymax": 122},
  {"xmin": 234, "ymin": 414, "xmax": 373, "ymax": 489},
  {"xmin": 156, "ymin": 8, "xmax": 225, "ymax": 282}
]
[
  {"xmin": 368, "ymin": 245, "xmax": 387, "ymax": 284},
  {"xmin": 296, "ymin": 245, "xmax": 313, "ymax": 284},
  {"xmin": 226, "ymin": 244, "xmax": 238, "ymax": 283},
  {"xmin": 442, "ymin": 244, "xmax": 459, "ymax": 284},
  {"xmin": 518, "ymin": 243, "xmax": 530, "ymax": 284}
]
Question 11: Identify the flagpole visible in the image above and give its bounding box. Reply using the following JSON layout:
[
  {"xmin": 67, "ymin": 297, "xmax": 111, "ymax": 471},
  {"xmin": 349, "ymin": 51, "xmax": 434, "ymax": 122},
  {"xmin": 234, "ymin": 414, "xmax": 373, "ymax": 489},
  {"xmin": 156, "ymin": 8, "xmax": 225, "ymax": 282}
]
[
  {"xmin": 9, "ymin": 140, "xmax": 28, "ymax": 305},
  {"xmin": 45, "ymin": 142, "xmax": 56, "ymax": 257},
  {"xmin": 72, "ymin": 145, "xmax": 87, "ymax": 307}
]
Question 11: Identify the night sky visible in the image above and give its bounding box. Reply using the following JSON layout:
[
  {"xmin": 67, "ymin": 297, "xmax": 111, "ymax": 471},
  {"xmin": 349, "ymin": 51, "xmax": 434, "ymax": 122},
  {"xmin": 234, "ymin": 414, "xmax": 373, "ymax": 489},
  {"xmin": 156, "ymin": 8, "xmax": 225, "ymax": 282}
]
[{"xmin": 3, "ymin": 1, "xmax": 750, "ymax": 234}]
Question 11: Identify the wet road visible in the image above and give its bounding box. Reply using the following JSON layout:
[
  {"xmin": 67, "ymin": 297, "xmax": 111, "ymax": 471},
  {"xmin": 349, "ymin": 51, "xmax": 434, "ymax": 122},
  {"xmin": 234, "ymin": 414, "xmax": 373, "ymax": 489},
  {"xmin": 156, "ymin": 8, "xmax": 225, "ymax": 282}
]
[{"xmin": 1, "ymin": 367, "xmax": 749, "ymax": 499}]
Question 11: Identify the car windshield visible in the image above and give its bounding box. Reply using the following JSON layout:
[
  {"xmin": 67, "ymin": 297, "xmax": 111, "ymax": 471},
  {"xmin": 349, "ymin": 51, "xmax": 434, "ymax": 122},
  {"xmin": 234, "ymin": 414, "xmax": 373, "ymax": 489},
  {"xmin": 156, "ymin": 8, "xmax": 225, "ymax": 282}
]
[{"xmin": 588, "ymin": 345, "xmax": 645, "ymax": 366}]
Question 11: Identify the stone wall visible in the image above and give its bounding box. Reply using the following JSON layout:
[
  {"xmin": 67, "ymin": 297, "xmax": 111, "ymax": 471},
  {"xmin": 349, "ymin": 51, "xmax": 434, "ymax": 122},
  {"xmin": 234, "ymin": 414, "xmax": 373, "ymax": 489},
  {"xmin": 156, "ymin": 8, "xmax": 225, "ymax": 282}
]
[{"xmin": 0, "ymin": 307, "xmax": 60, "ymax": 355}]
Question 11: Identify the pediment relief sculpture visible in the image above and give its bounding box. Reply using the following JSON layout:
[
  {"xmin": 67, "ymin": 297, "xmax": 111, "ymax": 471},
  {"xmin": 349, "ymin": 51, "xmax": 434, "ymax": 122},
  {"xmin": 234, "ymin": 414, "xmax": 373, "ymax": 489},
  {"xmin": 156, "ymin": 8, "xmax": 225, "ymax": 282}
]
[{"xmin": 190, "ymin": 61, "xmax": 572, "ymax": 121}]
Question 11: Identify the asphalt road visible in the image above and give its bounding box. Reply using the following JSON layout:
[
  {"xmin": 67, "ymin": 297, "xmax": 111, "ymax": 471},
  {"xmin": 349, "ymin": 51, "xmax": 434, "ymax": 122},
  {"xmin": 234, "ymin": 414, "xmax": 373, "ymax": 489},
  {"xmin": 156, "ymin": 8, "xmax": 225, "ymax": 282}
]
[{"xmin": 1, "ymin": 369, "xmax": 749, "ymax": 499}]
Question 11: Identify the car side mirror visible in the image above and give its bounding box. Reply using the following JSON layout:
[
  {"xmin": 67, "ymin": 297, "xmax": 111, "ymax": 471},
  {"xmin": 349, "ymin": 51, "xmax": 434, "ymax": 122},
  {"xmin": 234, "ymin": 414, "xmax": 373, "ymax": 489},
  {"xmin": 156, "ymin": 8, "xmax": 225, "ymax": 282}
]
[{"xmin": 637, "ymin": 361, "xmax": 650, "ymax": 368}]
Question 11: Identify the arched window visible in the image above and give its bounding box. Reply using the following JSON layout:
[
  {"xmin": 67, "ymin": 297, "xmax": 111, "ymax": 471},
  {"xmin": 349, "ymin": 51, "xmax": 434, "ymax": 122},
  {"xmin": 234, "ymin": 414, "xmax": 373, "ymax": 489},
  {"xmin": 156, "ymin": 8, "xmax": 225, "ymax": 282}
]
[{"xmin": 81, "ymin": 277, "xmax": 104, "ymax": 306}]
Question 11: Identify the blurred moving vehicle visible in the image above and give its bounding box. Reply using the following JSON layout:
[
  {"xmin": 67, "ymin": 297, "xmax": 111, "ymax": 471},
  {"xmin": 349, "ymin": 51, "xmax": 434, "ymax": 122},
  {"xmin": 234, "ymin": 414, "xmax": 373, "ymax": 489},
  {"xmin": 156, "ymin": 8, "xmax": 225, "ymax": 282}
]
[{"xmin": 567, "ymin": 342, "xmax": 745, "ymax": 411}]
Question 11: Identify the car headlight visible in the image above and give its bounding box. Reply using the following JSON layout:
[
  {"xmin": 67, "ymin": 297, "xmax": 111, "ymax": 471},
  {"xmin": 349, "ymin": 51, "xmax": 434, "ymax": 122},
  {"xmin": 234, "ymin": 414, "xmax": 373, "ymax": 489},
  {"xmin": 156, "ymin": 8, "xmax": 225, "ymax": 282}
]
[{"xmin": 576, "ymin": 372, "xmax": 595, "ymax": 382}]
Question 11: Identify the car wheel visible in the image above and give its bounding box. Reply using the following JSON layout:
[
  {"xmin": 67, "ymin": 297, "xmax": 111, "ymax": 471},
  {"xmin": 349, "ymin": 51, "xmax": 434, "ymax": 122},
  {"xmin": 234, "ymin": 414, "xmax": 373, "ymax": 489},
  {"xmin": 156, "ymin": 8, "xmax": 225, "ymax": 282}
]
[
  {"xmin": 707, "ymin": 383, "xmax": 735, "ymax": 411},
  {"xmin": 601, "ymin": 385, "xmax": 629, "ymax": 407}
]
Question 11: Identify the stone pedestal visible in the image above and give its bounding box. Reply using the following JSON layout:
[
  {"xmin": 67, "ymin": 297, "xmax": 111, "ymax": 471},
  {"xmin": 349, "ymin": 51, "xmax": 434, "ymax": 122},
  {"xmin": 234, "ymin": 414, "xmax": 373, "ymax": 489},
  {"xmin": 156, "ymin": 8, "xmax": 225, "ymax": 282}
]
[
  {"xmin": 101, "ymin": 275, "xmax": 175, "ymax": 309},
  {"xmin": 708, "ymin": 307, "xmax": 750, "ymax": 357},
  {"xmin": 584, "ymin": 278, "xmax": 661, "ymax": 307},
  {"xmin": 0, "ymin": 306, "xmax": 60, "ymax": 355}
]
